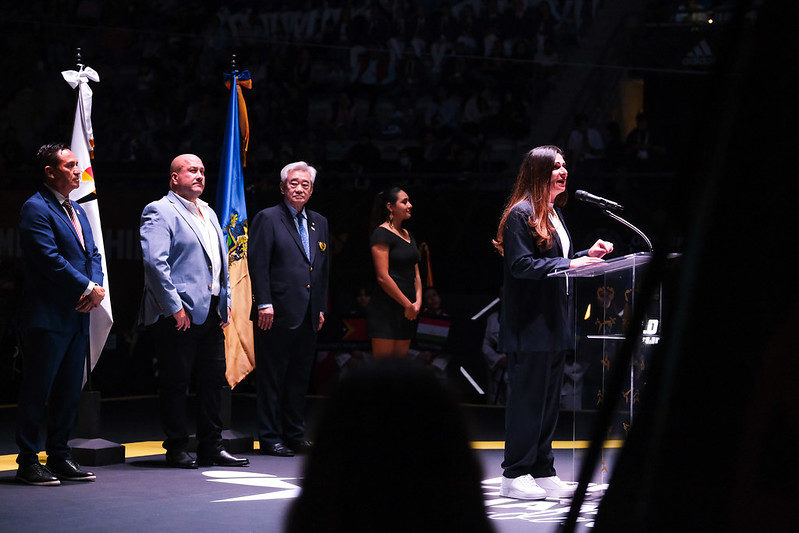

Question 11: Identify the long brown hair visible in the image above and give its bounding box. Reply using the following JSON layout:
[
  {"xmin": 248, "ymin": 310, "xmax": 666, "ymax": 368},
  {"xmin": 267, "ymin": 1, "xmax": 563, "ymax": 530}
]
[{"xmin": 494, "ymin": 145, "xmax": 566, "ymax": 255}]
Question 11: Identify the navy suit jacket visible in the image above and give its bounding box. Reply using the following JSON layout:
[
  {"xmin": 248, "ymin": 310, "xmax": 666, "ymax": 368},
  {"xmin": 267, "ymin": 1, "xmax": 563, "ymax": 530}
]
[
  {"xmin": 18, "ymin": 186, "xmax": 103, "ymax": 334},
  {"xmin": 249, "ymin": 202, "xmax": 329, "ymax": 331},
  {"xmin": 498, "ymin": 201, "xmax": 587, "ymax": 354}
]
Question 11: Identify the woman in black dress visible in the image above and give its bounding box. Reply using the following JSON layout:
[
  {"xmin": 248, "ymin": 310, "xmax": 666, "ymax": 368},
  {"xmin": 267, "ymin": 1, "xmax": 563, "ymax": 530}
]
[{"xmin": 367, "ymin": 187, "xmax": 422, "ymax": 358}]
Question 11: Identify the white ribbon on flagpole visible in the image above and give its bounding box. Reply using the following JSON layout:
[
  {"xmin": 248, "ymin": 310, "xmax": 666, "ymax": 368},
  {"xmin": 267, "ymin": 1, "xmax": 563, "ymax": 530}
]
[{"xmin": 61, "ymin": 66, "xmax": 99, "ymax": 156}]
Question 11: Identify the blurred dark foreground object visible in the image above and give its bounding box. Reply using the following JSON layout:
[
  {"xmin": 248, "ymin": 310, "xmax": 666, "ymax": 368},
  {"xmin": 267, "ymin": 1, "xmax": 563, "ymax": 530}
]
[{"xmin": 286, "ymin": 358, "xmax": 493, "ymax": 533}]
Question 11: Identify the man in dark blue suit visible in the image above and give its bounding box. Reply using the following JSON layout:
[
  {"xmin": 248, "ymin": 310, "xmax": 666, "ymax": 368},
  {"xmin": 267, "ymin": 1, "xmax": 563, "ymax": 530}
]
[
  {"xmin": 249, "ymin": 161, "xmax": 329, "ymax": 457},
  {"xmin": 15, "ymin": 143, "xmax": 105, "ymax": 485}
]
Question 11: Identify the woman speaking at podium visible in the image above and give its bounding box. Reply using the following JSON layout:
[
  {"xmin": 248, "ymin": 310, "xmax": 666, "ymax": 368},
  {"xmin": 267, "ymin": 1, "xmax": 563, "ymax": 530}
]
[{"xmin": 493, "ymin": 145, "xmax": 613, "ymax": 500}]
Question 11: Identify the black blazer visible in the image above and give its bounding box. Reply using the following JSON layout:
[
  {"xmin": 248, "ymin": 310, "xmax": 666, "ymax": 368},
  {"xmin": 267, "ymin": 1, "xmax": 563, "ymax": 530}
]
[
  {"xmin": 498, "ymin": 201, "xmax": 587, "ymax": 354},
  {"xmin": 249, "ymin": 202, "xmax": 330, "ymax": 331}
]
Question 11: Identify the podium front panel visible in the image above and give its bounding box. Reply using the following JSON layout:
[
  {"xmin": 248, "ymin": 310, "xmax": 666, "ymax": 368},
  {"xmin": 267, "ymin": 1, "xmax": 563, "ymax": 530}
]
[{"xmin": 562, "ymin": 254, "xmax": 661, "ymax": 488}]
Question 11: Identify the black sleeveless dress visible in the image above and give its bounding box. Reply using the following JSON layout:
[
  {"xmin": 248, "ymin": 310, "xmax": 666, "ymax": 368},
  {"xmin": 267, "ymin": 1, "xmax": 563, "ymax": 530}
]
[{"xmin": 367, "ymin": 226, "xmax": 420, "ymax": 339}]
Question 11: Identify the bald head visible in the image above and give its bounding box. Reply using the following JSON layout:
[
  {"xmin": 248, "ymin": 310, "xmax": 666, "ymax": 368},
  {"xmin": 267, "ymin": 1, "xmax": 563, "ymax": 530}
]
[
  {"xmin": 169, "ymin": 154, "xmax": 205, "ymax": 201},
  {"xmin": 170, "ymin": 154, "xmax": 202, "ymax": 174}
]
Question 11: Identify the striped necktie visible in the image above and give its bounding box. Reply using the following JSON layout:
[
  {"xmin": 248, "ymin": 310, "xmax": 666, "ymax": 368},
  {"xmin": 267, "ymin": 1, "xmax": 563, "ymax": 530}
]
[{"xmin": 62, "ymin": 199, "xmax": 85, "ymax": 249}]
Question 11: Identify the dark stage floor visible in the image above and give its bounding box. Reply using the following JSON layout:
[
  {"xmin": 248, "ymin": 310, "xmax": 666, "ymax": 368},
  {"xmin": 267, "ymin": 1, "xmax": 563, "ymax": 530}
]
[{"xmin": 0, "ymin": 396, "xmax": 614, "ymax": 532}]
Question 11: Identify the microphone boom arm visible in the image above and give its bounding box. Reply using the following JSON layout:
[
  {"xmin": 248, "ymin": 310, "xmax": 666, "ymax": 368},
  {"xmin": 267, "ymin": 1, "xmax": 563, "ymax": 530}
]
[{"xmin": 602, "ymin": 209, "xmax": 654, "ymax": 253}]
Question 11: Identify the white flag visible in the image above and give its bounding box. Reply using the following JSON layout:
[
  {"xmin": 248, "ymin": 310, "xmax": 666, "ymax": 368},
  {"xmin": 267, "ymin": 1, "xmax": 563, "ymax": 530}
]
[{"xmin": 61, "ymin": 65, "xmax": 113, "ymax": 382}]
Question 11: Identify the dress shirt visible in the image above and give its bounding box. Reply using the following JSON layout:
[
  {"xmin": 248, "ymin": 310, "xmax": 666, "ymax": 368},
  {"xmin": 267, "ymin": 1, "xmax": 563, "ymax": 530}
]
[
  {"xmin": 257, "ymin": 202, "xmax": 314, "ymax": 312},
  {"xmin": 548, "ymin": 206, "xmax": 570, "ymax": 258},
  {"xmin": 46, "ymin": 185, "xmax": 94, "ymax": 297},
  {"xmin": 283, "ymin": 201, "xmax": 308, "ymax": 242},
  {"xmin": 171, "ymin": 191, "xmax": 222, "ymax": 296}
]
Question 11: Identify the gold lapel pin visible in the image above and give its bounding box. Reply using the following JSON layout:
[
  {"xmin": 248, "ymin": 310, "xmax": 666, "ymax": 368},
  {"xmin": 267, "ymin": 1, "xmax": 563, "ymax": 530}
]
[{"xmin": 318, "ymin": 242, "xmax": 326, "ymax": 252}]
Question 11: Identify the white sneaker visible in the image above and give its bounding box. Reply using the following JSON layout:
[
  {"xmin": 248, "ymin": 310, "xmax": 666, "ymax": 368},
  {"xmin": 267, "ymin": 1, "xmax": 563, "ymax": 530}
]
[
  {"xmin": 500, "ymin": 474, "xmax": 547, "ymax": 500},
  {"xmin": 535, "ymin": 475, "xmax": 578, "ymax": 498}
]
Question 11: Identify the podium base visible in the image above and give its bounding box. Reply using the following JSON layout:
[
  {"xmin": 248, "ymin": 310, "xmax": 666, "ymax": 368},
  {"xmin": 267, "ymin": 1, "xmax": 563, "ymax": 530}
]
[
  {"xmin": 187, "ymin": 430, "xmax": 254, "ymax": 454},
  {"xmin": 221, "ymin": 430, "xmax": 254, "ymax": 454},
  {"xmin": 68, "ymin": 438, "xmax": 126, "ymax": 466}
]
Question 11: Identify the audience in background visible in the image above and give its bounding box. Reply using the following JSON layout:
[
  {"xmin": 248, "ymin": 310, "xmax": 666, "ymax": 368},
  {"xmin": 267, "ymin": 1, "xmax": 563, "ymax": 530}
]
[
  {"xmin": 0, "ymin": 0, "xmax": 614, "ymax": 181},
  {"xmin": 0, "ymin": 1, "xmax": 682, "ymax": 402},
  {"xmin": 625, "ymin": 113, "xmax": 666, "ymax": 171},
  {"xmin": 567, "ymin": 113, "xmax": 605, "ymax": 175},
  {"xmin": 482, "ymin": 307, "xmax": 508, "ymax": 405}
]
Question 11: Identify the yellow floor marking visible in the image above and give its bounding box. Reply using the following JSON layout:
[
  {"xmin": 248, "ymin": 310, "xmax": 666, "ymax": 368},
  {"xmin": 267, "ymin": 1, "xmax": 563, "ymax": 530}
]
[
  {"xmin": 123, "ymin": 441, "xmax": 166, "ymax": 458},
  {"xmin": 556, "ymin": 439, "xmax": 624, "ymax": 449},
  {"xmin": 1, "ymin": 439, "xmax": 624, "ymax": 472},
  {"xmin": 0, "ymin": 442, "xmax": 164, "ymax": 474},
  {"xmin": 471, "ymin": 440, "xmax": 624, "ymax": 450}
]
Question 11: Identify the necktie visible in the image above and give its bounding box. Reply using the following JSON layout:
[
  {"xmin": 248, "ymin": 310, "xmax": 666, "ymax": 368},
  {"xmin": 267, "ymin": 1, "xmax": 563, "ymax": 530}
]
[
  {"xmin": 297, "ymin": 211, "xmax": 310, "ymax": 260},
  {"xmin": 62, "ymin": 199, "xmax": 85, "ymax": 249}
]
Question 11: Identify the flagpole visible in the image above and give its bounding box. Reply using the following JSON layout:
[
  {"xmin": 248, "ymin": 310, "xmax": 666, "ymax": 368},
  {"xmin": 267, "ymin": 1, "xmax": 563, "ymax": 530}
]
[
  {"xmin": 221, "ymin": 51, "xmax": 237, "ymax": 436},
  {"xmin": 64, "ymin": 48, "xmax": 125, "ymax": 466},
  {"xmin": 208, "ymin": 52, "xmax": 254, "ymax": 454},
  {"xmin": 74, "ymin": 47, "xmax": 95, "ymax": 396}
]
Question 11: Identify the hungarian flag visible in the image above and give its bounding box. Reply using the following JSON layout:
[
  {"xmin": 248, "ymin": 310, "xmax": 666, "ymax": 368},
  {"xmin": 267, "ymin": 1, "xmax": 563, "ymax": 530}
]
[
  {"xmin": 416, "ymin": 317, "xmax": 450, "ymax": 344},
  {"xmin": 215, "ymin": 69, "xmax": 254, "ymax": 388},
  {"xmin": 61, "ymin": 65, "xmax": 113, "ymax": 382}
]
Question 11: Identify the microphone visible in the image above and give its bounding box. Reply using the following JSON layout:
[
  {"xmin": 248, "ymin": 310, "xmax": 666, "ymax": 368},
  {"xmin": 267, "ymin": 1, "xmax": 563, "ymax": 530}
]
[{"xmin": 574, "ymin": 190, "xmax": 624, "ymax": 211}]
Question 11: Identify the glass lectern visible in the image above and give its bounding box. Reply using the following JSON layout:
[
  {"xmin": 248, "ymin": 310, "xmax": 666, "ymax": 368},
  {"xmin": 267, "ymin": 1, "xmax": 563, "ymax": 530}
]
[{"xmin": 548, "ymin": 251, "xmax": 661, "ymax": 487}]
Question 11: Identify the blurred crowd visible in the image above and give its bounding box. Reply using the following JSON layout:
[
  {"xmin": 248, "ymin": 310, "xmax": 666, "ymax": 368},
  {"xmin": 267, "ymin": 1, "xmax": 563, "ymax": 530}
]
[{"xmin": 1, "ymin": 0, "xmax": 611, "ymax": 182}]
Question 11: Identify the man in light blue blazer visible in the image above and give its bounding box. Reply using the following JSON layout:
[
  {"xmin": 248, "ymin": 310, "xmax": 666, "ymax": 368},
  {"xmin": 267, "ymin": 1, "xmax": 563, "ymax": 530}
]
[
  {"xmin": 139, "ymin": 153, "xmax": 248, "ymax": 469},
  {"xmin": 15, "ymin": 143, "xmax": 105, "ymax": 486}
]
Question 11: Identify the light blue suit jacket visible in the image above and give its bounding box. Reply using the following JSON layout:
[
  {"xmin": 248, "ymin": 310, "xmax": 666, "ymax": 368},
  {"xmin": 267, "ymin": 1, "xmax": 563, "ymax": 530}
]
[{"xmin": 139, "ymin": 191, "xmax": 230, "ymax": 326}]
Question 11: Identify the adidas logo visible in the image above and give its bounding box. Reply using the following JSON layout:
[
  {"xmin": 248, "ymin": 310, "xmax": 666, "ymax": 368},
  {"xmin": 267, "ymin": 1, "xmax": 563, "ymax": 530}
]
[{"xmin": 683, "ymin": 39, "xmax": 714, "ymax": 66}]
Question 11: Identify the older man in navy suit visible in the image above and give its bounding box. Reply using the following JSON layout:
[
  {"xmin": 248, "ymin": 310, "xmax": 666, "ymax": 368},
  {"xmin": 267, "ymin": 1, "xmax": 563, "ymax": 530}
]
[
  {"xmin": 139, "ymin": 153, "xmax": 248, "ymax": 469},
  {"xmin": 15, "ymin": 143, "xmax": 105, "ymax": 485},
  {"xmin": 249, "ymin": 161, "xmax": 329, "ymax": 457}
]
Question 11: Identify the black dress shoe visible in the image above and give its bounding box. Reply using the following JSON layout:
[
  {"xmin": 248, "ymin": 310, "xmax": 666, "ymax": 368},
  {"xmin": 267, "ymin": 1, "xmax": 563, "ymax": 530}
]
[
  {"xmin": 16, "ymin": 463, "xmax": 60, "ymax": 486},
  {"xmin": 165, "ymin": 451, "xmax": 198, "ymax": 469},
  {"xmin": 45, "ymin": 458, "xmax": 95, "ymax": 482},
  {"xmin": 260, "ymin": 442, "xmax": 295, "ymax": 457},
  {"xmin": 287, "ymin": 439, "xmax": 313, "ymax": 454},
  {"xmin": 197, "ymin": 449, "xmax": 249, "ymax": 467}
]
